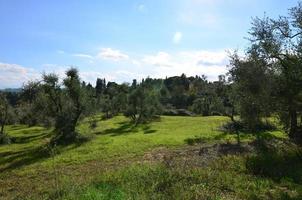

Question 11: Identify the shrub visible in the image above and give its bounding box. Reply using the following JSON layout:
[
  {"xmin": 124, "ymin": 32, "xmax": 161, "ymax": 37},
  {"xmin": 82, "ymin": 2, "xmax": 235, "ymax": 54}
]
[{"xmin": 246, "ymin": 149, "xmax": 302, "ymax": 183}]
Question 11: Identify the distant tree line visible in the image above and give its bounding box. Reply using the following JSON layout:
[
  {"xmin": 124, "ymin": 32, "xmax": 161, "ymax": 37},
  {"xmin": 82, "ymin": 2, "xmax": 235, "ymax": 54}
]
[
  {"xmin": 0, "ymin": 70, "xmax": 232, "ymax": 144},
  {"xmin": 1, "ymin": 2, "xmax": 302, "ymax": 144}
]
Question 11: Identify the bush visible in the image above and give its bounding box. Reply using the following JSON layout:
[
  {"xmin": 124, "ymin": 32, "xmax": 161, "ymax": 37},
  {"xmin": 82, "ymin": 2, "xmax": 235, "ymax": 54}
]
[
  {"xmin": 220, "ymin": 121, "xmax": 244, "ymax": 133},
  {"xmin": 89, "ymin": 118, "xmax": 98, "ymax": 129},
  {"xmin": 221, "ymin": 120, "xmax": 276, "ymax": 134},
  {"xmin": 0, "ymin": 134, "xmax": 11, "ymax": 145},
  {"xmin": 184, "ymin": 137, "xmax": 205, "ymax": 145},
  {"xmin": 246, "ymin": 149, "xmax": 302, "ymax": 183},
  {"xmin": 163, "ymin": 109, "xmax": 194, "ymax": 116}
]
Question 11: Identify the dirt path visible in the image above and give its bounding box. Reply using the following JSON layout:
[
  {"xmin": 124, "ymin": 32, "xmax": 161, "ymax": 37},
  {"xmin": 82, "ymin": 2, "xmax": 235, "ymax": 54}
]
[{"xmin": 142, "ymin": 142, "xmax": 254, "ymax": 168}]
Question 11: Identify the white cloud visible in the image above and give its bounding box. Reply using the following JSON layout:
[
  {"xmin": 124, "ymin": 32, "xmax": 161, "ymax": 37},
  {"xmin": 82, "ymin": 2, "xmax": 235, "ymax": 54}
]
[
  {"xmin": 142, "ymin": 52, "xmax": 173, "ymax": 67},
  {"xmin": 97, "ymin": 48, "xmax": 129, "ymax": 61},
  {"xmin": 0, "ymin": 49, "xmax": 231, "ymax": 88},
  {"xmin": 0, "ymin": 63, "xmax": 40, "ymax": 88},
  {"xmin": 179, "ymin": 50, "xmax": 228, "ymax": 66},
  {"xmin": 115, "ymin": 70, "xmax": 145, "ymax": 81},
  {"xmin": 72, "ymin": 53, "xmax": 94, "ymax": 59},
  {"xmin": 79, "ymin": 70, "xmax": 146, "ymax": 85},
  {"xmin": 40, "ymin": 63, "xmax": 143, "ymax": 85},
  {"xmin": 131, "ymin": 59, "xmax": 141, "ymax": 66},
  {"xmin": 173, "ymin": 32, "xmax": 182, "ymax": 44},
  {"xmin": 80, "ymin": 71, "xmax": 115, "ymax": 84},
  {"xmin": 0, "ymin": 63, "xmax": 27, "ymax": 74},
  {"xmin": 141, "ymin": 50, "xmax": 229, "ymax": 81},
  {"xmin": 41, "ymin": 64, "xmax": 69, "ymax": 80}
]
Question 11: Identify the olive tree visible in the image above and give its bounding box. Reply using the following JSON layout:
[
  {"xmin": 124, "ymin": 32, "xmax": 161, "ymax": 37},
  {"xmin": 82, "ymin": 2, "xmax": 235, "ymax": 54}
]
[
  {"xmin": 124, "ymin": 80, "xmax": 162, "ymax": 125},
  {"xmin": 42, "ymin": 68, "xmax": 92, "ymax": 144},
  {"xmin": 228, "ymin": 52, "xmax": 274, "ymax": 131},
  {"xmin": 248, "ymin": 2, "xmax": 302, "ymax": 139},
  {"xmin": 0, "ymin": 93, "xmax": 12, "ymax": 144}
]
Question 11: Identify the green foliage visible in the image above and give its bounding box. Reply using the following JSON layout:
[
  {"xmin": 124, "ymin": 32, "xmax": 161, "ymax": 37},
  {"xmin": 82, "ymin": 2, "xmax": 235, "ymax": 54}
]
[
  {"xmin": 228, "ymin": 53, "xmax": 274, "ymax": 131},
  {"xmin": 0, "ymin": 93, "xmax": 13, "ymax": 144},
  {"xmin": 38, "ymin": 68, "xmax": 95, "ymax": 144},
  {"xmin": 17, "ymin": 82, "xmax": 51, "ymax": 126},
  {"xmin": 247, "ymin": 2, "xmax": 302, "ymax": 140},
  {"xmin": 98, "ymin": 82, "xmax": 128, "ymax": 119},
  {"xmin": 99, "ymin": 94, "xmax": 112, "ymax": 119},
  {"xmin": 247, "ymin": 145, "xmax": 302, "ymax": 183},
  {"xmin": 4, "ymin": 2, "xmax": 302, "ymax": 199},
  {"xmin": 191, "ymin": 96, "xmax": 225, "ymax": 116},
  {"xmin": 191, "ymin": 98, "xmax": 209, "ymax": 115},
  {"xmin": 124, "ymin": 80, "xmax": 162, "ymax": 125},
  {"xmin": 95, "ymin": 78, "xmax": 106, "ymax": 97}
]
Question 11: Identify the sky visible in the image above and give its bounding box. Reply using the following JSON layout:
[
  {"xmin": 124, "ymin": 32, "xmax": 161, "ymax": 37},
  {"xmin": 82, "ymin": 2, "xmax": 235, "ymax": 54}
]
[{"xmin": 0, "ymin": 0, "xmax": 299, "ymax": 88}]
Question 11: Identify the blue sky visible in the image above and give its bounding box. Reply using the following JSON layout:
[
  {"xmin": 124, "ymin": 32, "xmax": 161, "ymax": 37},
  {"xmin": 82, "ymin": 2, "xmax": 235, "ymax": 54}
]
[{"xmin": 0, "ymin": 0, "xmax": 298, "ymax": 88}]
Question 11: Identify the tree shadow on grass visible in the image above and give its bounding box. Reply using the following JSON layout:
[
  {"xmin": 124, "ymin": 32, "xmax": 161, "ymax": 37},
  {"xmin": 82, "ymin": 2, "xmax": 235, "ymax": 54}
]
[
  {"xmin": 142, "ymin": 125, "xmax": 157, "ymax": 134},
  {"xmin": 0, "ymin": 129, "xmax": 53, "ymax": 172},
  {"xmin": 242, "ymin": 131, "xmax": 302, "ymax": 190},
  {"xmin": 184, "ymin": 130, "xmax": 273, "ymax": 145},
  {"xmin": 0, "ymin": 142, "xmax": 81, "ymax": 173},
  {"xmin": 0, "ymin": 145, "xmax": 50, "ymax": 172},
  {"xmin": 96, "ymin": 121, "xmax": 157, "ymax": 136},
  {"xmin": 11, "ymin": 131, "xmax": 52, "ymax": 144},
  {"xmin": 96, "ymin": 121, "xmax": 138, "ymax": 136},
  {"xmin": 246, "ymin": 144, "xmax": 302, "ymax": 184},
  {"xmin": 6, "ymin": 125, "xmax": 30, "ymax": 131},
  {"xmin": 0, "ymin": 146, "xmax": 34, "ymax": 157},
  {"xmin": 0, "ymin": 131, "xmax": 86, "ymax": 173}
]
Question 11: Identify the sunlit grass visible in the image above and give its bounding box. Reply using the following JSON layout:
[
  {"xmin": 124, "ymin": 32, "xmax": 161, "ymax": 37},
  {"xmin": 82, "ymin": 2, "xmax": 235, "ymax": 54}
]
[
  {"xmin": 1, "ymin": 115, "xmax": 286, "ymax": 172},
  {"xmin": 0, "ymin": 115, "xmax": 289, "ymax": 199}
]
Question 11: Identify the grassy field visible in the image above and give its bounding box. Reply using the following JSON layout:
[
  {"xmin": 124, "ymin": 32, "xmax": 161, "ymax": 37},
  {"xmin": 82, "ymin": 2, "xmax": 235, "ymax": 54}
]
[
  {"xmin": 0, "ymin": 116, "xmax": 228, "ymax": 170},
  {"xmin": 0, "ymin": 115, "xmax": 301, "ymax": 200}
]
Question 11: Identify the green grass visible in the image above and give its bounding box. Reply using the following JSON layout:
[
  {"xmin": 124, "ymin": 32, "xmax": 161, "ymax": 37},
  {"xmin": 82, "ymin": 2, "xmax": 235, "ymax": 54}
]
[
  {"xmin": 1, "ymin": 115, "xmax": 229, "ymax": 171},
  {"xmin": 61, "ymin": 155, "xmax": 302, "ymax": 200},
  {"xmin": 0, "ymin": 115, "xmax": 294, "ymax": 199}
]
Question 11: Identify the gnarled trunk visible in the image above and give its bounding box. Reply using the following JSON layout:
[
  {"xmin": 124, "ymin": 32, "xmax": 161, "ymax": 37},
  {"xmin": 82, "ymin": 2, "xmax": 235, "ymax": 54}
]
[
  {"xmin": 0, "ymin": 104, "xmax": 8, "ymax": 135},
  {"xmin": 0, "ymin": 122, "xmax": 4, "ymax": 135},
  {"xmin": 289, "ymin": 107, "xmax": 298, "ymax": 140}
]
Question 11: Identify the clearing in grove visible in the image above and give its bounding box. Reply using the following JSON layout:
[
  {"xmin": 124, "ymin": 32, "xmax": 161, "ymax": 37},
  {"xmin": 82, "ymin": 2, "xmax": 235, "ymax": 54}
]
[{"xmin": 1, "ymin": 115, "xmax": 301, "ymax": 200}]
